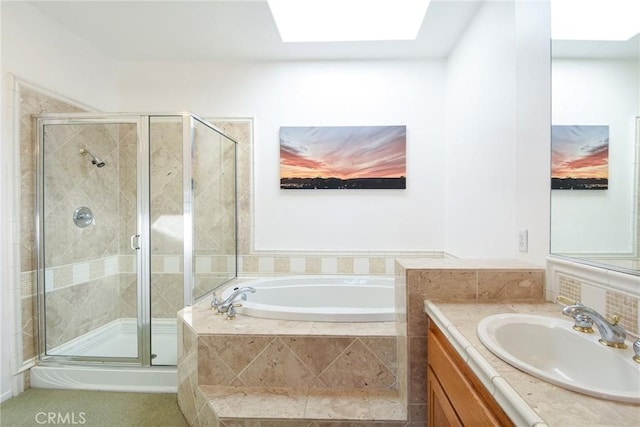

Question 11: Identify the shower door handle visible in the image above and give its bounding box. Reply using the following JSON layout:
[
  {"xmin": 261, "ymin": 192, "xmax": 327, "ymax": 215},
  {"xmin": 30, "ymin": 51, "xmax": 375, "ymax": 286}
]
[{"xmin": 130, "ymin": 234, "xmax": 141, "ymax": 250}]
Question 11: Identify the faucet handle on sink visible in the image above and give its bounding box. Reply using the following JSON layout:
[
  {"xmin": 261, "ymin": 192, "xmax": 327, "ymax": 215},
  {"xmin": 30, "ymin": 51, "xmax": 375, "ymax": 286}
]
[
  {"xmin": 572, "ymin": 313, "xmax": 595, "ymax": 333},
  {"xmin": 557, "ymin": 297, "xmax": 595, "ymax": 333},
  {"xmin": 633, "ymin": 340, "xmax": 640, "ymax": 363},
  {"xmin": 556, "ymin": 295, "xmax": 579, "ymax": 306}
]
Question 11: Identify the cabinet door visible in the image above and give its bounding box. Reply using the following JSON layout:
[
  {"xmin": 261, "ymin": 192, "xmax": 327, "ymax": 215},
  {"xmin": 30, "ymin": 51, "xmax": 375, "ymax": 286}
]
[
  {"xmin": 427, "ymin": 366, "xmax": 463, "ymax": 427},
  {"xmin": 427, "ymin": 320, "xmax": 513, "ymax": 426}
]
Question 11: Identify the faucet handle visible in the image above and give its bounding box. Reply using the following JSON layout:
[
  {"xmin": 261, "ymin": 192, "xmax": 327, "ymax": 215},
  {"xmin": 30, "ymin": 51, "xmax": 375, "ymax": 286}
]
[
  {"xmin": 572, "ymin": 313, "xmax": 595, "ymax": 334},
  {"xmin": 211, "ymin": 293, "xmax": 220, "ymax": 310},
  {"xmin": 633, "ymin": 340, "xmax": 640, "ymax": 363},
  {"xmin": 556, "ymin": 295, "xmax": 580, "ymax": 306},
  {"xmin": 559, "ymin": 298, "xmax": 594, "ymax": 333},
  {"xmin": 226, "ymin": 305, "xmax": 237, "ymax": 320},
  {"xmin": 610, "ymin": 314, "xmax": 621, "ymax": 326}
]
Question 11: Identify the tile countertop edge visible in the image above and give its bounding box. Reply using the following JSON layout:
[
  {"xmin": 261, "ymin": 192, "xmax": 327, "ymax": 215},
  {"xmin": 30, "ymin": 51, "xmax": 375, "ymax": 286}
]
[{"xmin": 424, "ymin": 301, "xmax": 549, "ymax": 427}]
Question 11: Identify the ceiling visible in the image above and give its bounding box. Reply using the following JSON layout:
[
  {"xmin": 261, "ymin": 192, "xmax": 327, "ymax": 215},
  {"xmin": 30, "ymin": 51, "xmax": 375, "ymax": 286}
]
[
  {"xmin": 27, "ymin": 0, "xmax": 482, "ymax": 61},
  {"xmin": 552, "ymin": 35, "xmax": 640, "ymax": 60}
]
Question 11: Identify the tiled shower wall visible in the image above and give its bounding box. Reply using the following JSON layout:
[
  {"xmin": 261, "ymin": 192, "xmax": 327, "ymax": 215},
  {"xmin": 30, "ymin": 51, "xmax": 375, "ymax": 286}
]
[
  {"xmin": 192, "ymin": 119, "xmax": 237, "ymax": 299},
  {"xmin": 19, "ymin": 85, "xmax": 86, "ymax": 361},
  {"xmin": 41, "ymin": 121, "xmax": 133, "ymax": 351},
  {"xmin": 17, "ymin": 87, "xmax": 212, "ymax": 362}
]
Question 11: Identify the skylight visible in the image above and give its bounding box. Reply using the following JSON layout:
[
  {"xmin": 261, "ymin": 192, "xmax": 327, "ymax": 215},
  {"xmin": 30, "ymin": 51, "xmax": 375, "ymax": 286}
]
[
  {"xmin": 267, "ymin": 0, "xmax": 431, "ymax": 43},
  {"xmin": 551, "ymin": 0, "xmax": 640, "ymax": 41}
]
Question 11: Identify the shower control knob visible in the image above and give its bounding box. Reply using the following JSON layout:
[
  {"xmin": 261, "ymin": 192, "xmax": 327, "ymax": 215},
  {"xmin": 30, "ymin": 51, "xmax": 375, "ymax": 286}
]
[{"xmin": 73, "ymin": 206, "xmax": 94, "ymax": 228}]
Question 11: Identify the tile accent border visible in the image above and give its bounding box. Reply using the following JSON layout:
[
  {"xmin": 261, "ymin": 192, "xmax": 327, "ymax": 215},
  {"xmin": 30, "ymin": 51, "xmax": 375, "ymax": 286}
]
[
  {"xmin": 547, "ymin": 256, "xmax": 640, "ymax": 335},
  {"xmin": 238, "ymin": 251, "xmax": 445, "ymax": 276}
]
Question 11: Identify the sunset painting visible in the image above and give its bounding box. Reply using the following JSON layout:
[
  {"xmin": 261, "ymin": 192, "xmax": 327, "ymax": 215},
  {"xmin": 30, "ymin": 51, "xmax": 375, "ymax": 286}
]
[
  {"xmin": 280, "ymin": 126, "xmax": 406, "ymax": 189},
  {"xmin": 551, "ymin": 125, "xmax": 609, "ymax": 190}
]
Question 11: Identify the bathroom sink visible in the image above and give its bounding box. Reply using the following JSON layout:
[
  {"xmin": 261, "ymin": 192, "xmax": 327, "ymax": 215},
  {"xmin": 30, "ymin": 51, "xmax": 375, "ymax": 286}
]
[{"xmin": 477, "ymin": 313, "xmax": 640, "ymax": 404}]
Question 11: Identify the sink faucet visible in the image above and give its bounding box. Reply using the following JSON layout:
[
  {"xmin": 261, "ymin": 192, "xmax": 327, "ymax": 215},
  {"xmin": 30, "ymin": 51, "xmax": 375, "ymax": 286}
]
[
  {"xmin": 211, "ymin": 286, "xmax": 256, "ymax": 315},
  {"xmin": 562, "ymin": 304, "xmax": 627, "ymax": 349}
]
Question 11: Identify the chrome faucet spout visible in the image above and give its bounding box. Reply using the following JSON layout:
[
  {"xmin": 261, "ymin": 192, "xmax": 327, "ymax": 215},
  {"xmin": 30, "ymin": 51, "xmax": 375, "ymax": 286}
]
[
  {"xmin": 213, "ymin": 286, "xmax": 256, "ymax": 314},
  {"xmin": 562, "ymin": 304, "xmax": 627, "ymax": 348}
]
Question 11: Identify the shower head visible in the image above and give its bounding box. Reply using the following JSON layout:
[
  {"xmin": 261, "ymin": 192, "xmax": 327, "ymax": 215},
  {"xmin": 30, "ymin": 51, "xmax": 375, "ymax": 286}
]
[{"xmin": 80, "ymin": 148, "xmax": 106, "ymax": 168}]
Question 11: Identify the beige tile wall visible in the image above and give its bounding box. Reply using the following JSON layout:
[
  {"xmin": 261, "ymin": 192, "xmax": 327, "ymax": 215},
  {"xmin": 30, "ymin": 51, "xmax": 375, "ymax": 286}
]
[
  {"xmin": 395, "ymin": 259, "xmax": 545, "ymax": 425},
  {"xmin": 35, "ymin": 117, "xmax": 134, "ymax": 352},
  {"xmin": 177, "ymin": 303, "xmax": 402, "ymax": 426},
  {"xmin": 196, "ymin": 335, "xmax": 397, "ymax": 390},
  {"xmin": 193, "ymin": 119, "xmax": 237, "ymax": 297},
  {"xmin": 19, "ymin": 85, "xmax": 86, "ymax": 361}
]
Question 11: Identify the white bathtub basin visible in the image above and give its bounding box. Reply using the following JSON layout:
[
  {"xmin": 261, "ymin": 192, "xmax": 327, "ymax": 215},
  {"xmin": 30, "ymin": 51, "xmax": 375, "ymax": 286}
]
[
  {"xmin": 477, "ymin": 313, "xmax": 640, "ymax": 404},
  {"xmin": 220, "ymin": 275, "xmax": 395, "ymax": 322}
]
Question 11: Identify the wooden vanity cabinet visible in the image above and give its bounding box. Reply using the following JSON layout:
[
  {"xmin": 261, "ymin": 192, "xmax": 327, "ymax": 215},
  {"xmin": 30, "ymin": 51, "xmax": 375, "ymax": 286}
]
[{"xmin": 426, "ymin": 317, "xmax": 514, "ymax": 427}]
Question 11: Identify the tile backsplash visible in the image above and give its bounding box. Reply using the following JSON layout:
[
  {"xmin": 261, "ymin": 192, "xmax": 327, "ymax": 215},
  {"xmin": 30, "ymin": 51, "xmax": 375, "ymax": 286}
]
[{"xmin": 547, "ymin": 257, "xmax": 640, "ymax": 336}]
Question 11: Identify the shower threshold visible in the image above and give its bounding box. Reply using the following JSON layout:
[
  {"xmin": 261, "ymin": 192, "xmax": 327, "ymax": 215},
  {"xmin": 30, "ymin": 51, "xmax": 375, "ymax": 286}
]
[
  {"xmin": 46, "ymin": 318, "xmax": 177, "ymax": 364},
  {"xmin": 30, "ymin": 365, "xmax": 177, "ymax": 393},
  {"xmin": 31, "ymin": 318, "xmax": 177, "ymax": 393}
]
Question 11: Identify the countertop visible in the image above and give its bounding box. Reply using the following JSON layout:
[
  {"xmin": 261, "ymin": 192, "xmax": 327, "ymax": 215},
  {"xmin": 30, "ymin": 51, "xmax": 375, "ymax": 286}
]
[{"xmin": 424, "ymin": 301, "xmax": 640, "ymax": 427}]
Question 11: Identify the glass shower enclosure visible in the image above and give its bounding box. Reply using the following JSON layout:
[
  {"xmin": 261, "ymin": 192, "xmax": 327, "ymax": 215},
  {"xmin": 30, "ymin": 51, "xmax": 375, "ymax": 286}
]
[{"xmin": 35, "ymin": 113, "xmax": 236, "ymax": 367}]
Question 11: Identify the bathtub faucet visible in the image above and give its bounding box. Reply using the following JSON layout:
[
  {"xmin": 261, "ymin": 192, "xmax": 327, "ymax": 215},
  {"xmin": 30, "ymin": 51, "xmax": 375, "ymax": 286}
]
[{"xmin": 212, "ymin": 286, "xmax": 256, "ymax": 314}]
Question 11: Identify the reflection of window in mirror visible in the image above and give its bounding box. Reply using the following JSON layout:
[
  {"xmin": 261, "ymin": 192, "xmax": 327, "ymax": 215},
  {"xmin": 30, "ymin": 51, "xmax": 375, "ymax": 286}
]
[{"xmin": 550, "ymin": 0, "xmax": 640, "ymax": 275}]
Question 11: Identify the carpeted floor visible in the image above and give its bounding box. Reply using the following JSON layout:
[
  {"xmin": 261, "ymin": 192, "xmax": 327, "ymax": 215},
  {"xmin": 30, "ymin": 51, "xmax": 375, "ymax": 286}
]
[{"xmin": 0, "ymin": 388, "xmax": 189, "ymax": 427}]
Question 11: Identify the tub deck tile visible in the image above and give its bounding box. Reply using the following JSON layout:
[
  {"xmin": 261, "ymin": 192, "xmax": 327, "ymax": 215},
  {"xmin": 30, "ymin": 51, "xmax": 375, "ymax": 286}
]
[
  {"xmin": 199, "ymin": 385, "xmax": 407, "ymax": 424},
  {"xmin": 184, "ymin": 303, "xmax": 396, "ymax": 337}
]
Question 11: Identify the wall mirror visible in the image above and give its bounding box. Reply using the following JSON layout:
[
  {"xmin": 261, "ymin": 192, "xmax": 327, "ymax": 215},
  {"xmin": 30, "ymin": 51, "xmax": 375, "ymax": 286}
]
[{"xmin": 550, "ymin": 0, "xmax": 640, "ymax": 276}]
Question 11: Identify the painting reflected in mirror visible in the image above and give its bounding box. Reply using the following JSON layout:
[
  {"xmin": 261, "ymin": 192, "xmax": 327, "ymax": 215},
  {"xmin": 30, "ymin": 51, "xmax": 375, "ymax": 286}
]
[{"xmin": 550, "ymin": 1, "xmax": 640, "ymax": 276}]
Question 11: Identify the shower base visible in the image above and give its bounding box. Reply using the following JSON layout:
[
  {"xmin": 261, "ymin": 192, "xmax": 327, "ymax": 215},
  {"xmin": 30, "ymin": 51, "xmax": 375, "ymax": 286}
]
[{"xmin": 31, "ymin": 318, "xmax": 177, "ymax": 393}]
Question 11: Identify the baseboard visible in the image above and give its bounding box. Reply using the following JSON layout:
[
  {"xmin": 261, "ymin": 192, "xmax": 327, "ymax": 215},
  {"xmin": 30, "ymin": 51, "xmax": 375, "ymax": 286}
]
[{"xmin": 1, "ymin": 388, "xmax": 14, "ymax": 403}]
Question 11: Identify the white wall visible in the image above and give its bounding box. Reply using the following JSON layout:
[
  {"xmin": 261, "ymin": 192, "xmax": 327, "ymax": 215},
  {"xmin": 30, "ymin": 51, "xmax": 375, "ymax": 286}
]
[
  {"xmin": 551, "ymin": 58, "xmax": 639, "ymax": 254},
  {"xmin": 118, "ymin": 3, "xmax": 551, "ymax": 260},
  {"xmin": 118, "ymin": 60, "xmax": 447, "ymax": 251},
  {"xmin": 444, "ymin": 0, "xmax": 550, "ymax": 265},
  {"xmin": 1, "ymin": 2, "xmax": 119, "ymax": 110},
  {"xmin": 514, "ymin": 0, "xmax": 552, "ymax": 266},
  {"xmin": 0, "ymin": 0, "xmax": 9, "ymax": 404},
  {"xmin": 1, "ymin": 1, "xmax": 120, "ymax": 399}
]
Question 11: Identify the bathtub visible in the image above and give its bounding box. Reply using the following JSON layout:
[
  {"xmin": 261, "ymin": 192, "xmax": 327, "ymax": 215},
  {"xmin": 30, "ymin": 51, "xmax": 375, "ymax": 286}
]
[{"xmin": 220, "ymin": 275, "xmax": 395, "ymax": 322}]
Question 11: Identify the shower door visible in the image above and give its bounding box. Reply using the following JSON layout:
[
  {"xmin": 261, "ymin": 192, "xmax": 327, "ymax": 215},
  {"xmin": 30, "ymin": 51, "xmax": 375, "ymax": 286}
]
[{"xmin": 37, "ymin": 117, "xmax": 150, "ymax": 363}]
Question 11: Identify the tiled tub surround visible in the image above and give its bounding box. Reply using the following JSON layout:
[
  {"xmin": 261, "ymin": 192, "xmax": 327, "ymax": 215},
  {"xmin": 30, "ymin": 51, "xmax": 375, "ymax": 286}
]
[
  {"xmin": 426, "ymin": 302, "xmax": 640, "ymax": 426},
  {"xmin": 177, "ymin": 296, "xmax": 406, "ymax": 426},
  {"xmin": 394, "ymin": 259, "xmax": 546, "ymax": 425},
  {"xmin": 237, "ymin": 251, "xmax": 443, "ymax": 276}
]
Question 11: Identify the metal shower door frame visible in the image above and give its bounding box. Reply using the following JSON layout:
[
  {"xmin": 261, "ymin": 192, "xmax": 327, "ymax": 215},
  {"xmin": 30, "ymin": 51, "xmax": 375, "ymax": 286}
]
[{"xmin": 35, "ymin": 114, "xmax": 151, "ymax": 366}]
